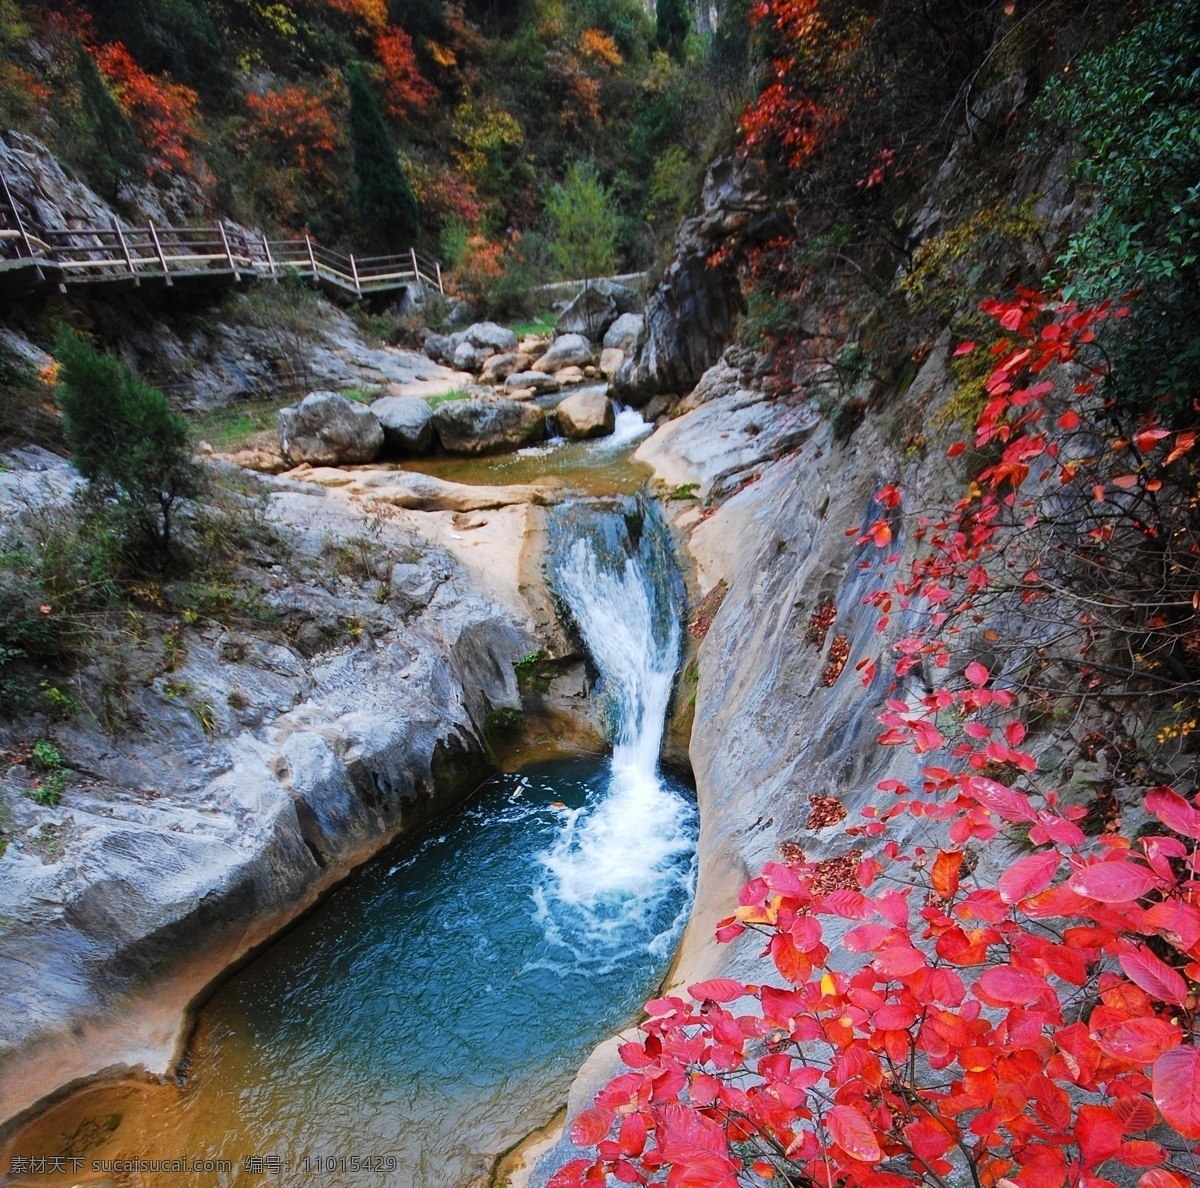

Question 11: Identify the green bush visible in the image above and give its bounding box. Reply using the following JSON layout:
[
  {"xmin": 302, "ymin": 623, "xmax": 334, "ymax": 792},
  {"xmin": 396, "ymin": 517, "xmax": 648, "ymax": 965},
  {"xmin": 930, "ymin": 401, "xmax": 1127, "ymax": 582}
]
[
  {"xmin": 1037, "ymin": 0, "xmax": 1200, "ymax": 416},
  {"xmin": 55, "ymin": 332, "xmax": 201, "ymax": 567},
  {"xmin": 545, "ymin": 161, "xmax": 619, "ymax": 280}
]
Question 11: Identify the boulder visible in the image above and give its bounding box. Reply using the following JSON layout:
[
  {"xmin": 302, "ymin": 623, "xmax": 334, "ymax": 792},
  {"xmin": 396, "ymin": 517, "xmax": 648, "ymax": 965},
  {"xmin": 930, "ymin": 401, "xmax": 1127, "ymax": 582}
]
[
  {"xmin": 600, "ymin": 347, "xmax": 625, "ymax": 378},
  {"xmin": 603, "ymin": 313, "xmax": 643, "ymax": 352},
  {"xmin": 454, "ymin": 340, "xmax": 494, "ymax": 373},
  {"xmin": 554, "ymin": 366, "xmax": 585, "ymax": 386},
  {"xmin": 464, "ymin": 321, "xmax": 519, "ymax": 354},
  {"xmin": 278, "ymin": 391, "xmax": 383, "ymax": 466},
  {"xmin": 432, "ymin": 399, "xmax": 547, "ymax": 455},
  {"xmin": 370, "ymin": 395, "xmax": 435, "ymax": 454},
  {"xmin": 555, "ymin": 391, "xmax": 616, "ymax": 440},
  {"xmin": 424, "ymin": 333, "xmax": 456, "ymax": 366},
  {"xmin": 504, "ymin": 371, "xmax": 558, "ymax": 395},
  {"xmin": 480, "ymin": 353, "xmax": 524, "ymax": 383},
  {"xmin": 534, "ymin": 333, "xmax": 595, "ymax": 373},
  {"xmin": 555, "ymin": 284, "xmax": 618, "ymax": 338}
]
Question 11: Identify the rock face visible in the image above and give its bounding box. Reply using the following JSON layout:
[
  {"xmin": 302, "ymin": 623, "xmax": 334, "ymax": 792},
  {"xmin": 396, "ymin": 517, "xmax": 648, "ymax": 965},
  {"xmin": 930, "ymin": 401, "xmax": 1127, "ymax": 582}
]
[
  {"xmin": 599, "ymin": 348, "xmax": 625, "ymax": 378},
  {"xmin": 370, "ymin": 395, "xmax": 435, "ymax": 454},
  {"xmin": 432, "ymin": 398, "xmax": 547, "ymax": 454},
  {"xmin": 278, "ymin": 391, "xmax": 384, "ymax": 466},
  {"xmin": 553, "ymin": 280, "xmax": 639, "ymax": 338},
  {"xmin": 611, "ymin": 157, "xmax": 774, "ymax": 406},
  {"xmin": 603, "ymin": 313, "xmax": 643, "ymax": 352},
  {"xmin": 534, "ymin": 334, "xmax": 595, "ymax": 373},
  {"xmin": 0, "ymin": 453, "xmax": 540, "ymax": 1126},
  {"xmin": 555, "ymin": 391, "xmax": 616, "ymax": 440}
]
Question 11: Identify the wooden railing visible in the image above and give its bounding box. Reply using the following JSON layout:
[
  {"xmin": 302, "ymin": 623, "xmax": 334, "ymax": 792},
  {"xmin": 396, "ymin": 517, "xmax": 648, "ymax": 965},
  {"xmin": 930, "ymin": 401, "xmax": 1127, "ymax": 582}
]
[{"xmin": 0, "ymin": 175, "xmax": 442, "ymax": 300}]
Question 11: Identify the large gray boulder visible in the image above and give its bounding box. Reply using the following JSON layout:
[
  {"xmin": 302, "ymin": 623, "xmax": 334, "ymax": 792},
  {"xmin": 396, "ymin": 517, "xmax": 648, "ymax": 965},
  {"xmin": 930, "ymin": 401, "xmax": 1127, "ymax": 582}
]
[
  {"xmin": 370, "ymin": 395, "xmax": 435, "ymax": 454},
  {"xmin": 454, "ymin": 340, "xmax": 494, "ymax": 373},
  {"xmin": 480, "ymin": 352, "xmax": 524, "ymax": 383},
  {"xmin": 423, "ymin": 333, "xmax": 456, "ymax": 366},
  {"xmin": 432, "ymin": 399, "xmax": 547, "ymax": 455},
  {"xmin": 534, "ymin": 334, "xmax": 595, "ymax": 373},
  {"xmin": 465, "ymin": 321, "xmax": 519, "ymax": 354},
  {"xmin": 278, "ymin": 391, "xmax": 383, "ymax": 466},
  {"xmin": 504, "ymin": 371, "xmax": 558, "ymax": 395},
  {"xmin": 603, "ymin": 312, "xmax": 643, "ymax": 352},
  {"xmin": 555, "ymin": 391, "xmax": 616, "ymax": 440},
  {"xmin": 556, "ymin": 285, "xmax": 618, "ymax": 338}
]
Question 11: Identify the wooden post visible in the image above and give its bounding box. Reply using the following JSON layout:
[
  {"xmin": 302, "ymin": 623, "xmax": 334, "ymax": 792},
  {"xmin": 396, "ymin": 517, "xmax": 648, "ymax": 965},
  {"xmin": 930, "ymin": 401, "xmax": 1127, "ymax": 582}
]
[
  {"xmin": 435, "ymin": 261, "xmax": 444, "ymax": 294},
  {"xmin": 261, "ymin": 233, "xmax": 277, "ymax": 280},
  {"xmin": 0, "ymin": 169, "xmax": 43, "ymax": 282},
  {"xmin": 216, "ymin": 221, "xmax": 239, "ymax": 281},
  {"xmin": 147, "ymin": 220, "xmax": 172, "ymax": 285},
  {"xmin": 305, "ymin": 234, "xmax": 318, "ymax": 279},
  {"xmin": 349, "ymin": 253, "xmax": 362, "ymax": 297},
  {"xmin": 410, "ymin": 247, "xmax": 421, "ymax": 287},
  {"xmin": 112, "ymin": 219, "xmax": 137, "ymax": 283}
]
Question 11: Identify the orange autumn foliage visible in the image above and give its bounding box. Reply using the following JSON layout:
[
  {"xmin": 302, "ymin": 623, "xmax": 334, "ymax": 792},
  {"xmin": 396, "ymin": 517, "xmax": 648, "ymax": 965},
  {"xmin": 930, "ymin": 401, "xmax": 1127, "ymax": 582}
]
[
  {"xmin": 579, "ymin": 28, "xmax": 622, "ymax": 69},
  {"xmin": 92, "ymin": 42, "xmax": 200, "ymax": 177},
  {"xmin": 245, "ymin": 84, "xmax": 340, "ymax": 181},
  {"xmin": 324, "ymin": 0, "xmax": 387, "ymax": 31},
  {"xmin": 374, "ymin": 27, "xmax": 436, "ymax": 119}
]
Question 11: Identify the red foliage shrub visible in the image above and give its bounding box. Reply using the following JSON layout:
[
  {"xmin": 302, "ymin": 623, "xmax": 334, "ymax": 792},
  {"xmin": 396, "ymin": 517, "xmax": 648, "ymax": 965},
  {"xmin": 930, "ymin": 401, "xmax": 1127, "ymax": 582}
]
[
  {"xmin": 374, "ymin": 26, "xmax": 436, "ymax": 120},
  {"xmin": 245, "ymin": 84, "xmax": 340, "ymax": 182}
]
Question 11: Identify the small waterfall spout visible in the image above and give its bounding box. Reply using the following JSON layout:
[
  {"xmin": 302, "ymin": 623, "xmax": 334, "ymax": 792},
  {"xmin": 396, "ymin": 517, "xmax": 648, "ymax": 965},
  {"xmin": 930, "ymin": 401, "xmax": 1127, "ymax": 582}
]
[{"xmin": 534, "ymin": 500, "xmax": 696, "ymax": 967}]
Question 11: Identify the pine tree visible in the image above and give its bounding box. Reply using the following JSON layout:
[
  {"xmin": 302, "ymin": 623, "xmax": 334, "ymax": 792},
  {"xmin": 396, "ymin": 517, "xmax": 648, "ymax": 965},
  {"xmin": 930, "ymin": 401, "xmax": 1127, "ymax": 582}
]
[
  {"xmin": 346, "ymin": 62, "xmax": 420, "ymax": 248},
  {"xmin": 545, "ymin": 161, "xmax": 619, "ymax": 280},
  {"xmin": 655, "ymin": 0, "xmax": 691, "ymax": 57},
  {"xmin": 74, "ymin": 45, "xmax": 142, "ymax": 200}
]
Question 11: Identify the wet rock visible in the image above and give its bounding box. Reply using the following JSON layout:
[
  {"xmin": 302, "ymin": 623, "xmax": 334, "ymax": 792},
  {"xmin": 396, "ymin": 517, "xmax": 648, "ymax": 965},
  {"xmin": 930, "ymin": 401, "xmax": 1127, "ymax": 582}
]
[
  {"xmin": 600, "ymin": 347, "xmax": 625, "ymax": 378},
  {"xmin": 278, "ymin": 392, "xmax": 384, "ymax": 466},
  {"xmin": 555, "ymin": 391, "xmax": 616, "ymax": 440},
  {"xmin": 464, "ymin": 321, "xmax": 519, "ymax": 354},
  {"xmin": 534, "ymin": 334, "xmax": 595, "ymax": 373},
  {"xmin": 504, "ymin": 371, "xmax": 558, "ymax": 395},
  {"xmin": 432, "ymin": 398, "xmax": 547, "ymax": 454},
  {"xmin": 603, "ymin": 313, "xmax": 643, "ymax": 352},
  {"xmin": 370, "ymin": 395, "xmax": 435, "ymax": 454}
]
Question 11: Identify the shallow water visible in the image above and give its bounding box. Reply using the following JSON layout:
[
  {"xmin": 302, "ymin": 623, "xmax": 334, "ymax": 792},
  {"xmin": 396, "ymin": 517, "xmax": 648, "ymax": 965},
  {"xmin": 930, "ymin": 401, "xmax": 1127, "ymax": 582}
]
[
  {"xmin": 5, "ymin": 758, "xmax": 696, "ymax": 1187},
  {"xmin": 403, "ymin": 402, "xmax": 654, "ymax": 496}
]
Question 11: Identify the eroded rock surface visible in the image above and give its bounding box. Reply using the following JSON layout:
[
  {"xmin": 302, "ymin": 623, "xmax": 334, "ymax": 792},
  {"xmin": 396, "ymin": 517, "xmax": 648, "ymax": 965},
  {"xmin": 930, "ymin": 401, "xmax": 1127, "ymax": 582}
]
[
  {"xmin": 432, "ymin": 398, "xmax": 547, "ymax": 454},
  {"xmin": 277, "ymin": 391, "xmax": 384, "ymax": 466}
]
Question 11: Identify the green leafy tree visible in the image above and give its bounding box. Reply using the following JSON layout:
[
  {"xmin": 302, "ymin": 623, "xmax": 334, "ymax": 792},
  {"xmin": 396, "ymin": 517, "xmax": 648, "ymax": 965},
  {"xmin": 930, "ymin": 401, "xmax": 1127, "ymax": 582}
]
[
  {"xmin": 545, "ymin": 160, "xmax": 619, "ymax": 280},
  {"xmin": 55, "ymin": 333, "xmax": 200, "ymax": 566},
  {"xmin": 1038, "ymin": 0, "xmax": 1200, "ymax": 416},
  {"xmin": 73, "ymin": 45, "xmax": 142, "ymax": 201},
  {"xmin": 346, "ymin": 61, "xmax": 420, "ymax": 248},
  {"xmin": 654, "ymin": 0, "xmax": 691, "ymax": 58}
]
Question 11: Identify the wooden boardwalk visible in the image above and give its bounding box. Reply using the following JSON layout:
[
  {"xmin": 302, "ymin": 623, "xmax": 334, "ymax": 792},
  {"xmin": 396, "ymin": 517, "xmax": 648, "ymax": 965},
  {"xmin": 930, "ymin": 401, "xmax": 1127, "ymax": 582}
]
[{"xmin": 0, "ymin": 173, "xmax": 442, "ymax": 302}]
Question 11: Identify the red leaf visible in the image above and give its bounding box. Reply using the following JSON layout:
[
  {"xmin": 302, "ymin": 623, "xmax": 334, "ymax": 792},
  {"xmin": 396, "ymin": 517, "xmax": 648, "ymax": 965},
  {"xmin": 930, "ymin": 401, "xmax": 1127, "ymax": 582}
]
[
  {"xmin": 618, "ymin": 1112, "xmax": 648, "ymax": 1158},
  {"xmin": 826, "ymin": 1104, "xmax": 883, "ymax": 1164},
  {"xmin": 1112, "ymin": 474, "xmax": 1139, "ymax": 489},
  {"xmin": 932, "ymin": 850, "xmax": 963, "ymax": 899},
  {"xmin": 1144, "ymin": 785, "xmax": 1200, "ymax": 839},
  {"xmin": 1093, "ymin": 1017, "xmax": 1182, "ymax": 1065},
  {"xmin": 1139, "ymin": 1173, "xmax": 1191, "ymax": 1188},
  {"xmin": 1069, "ymin": 862, "xmax": 1162, "ymax": 903},
  {"xmin": 1059, "ymin": 409, "xmax": 1081, "ymax": 430},
  {"xmin": 976, "ymin": 965, "xmax": 1053, "ymax": 1005},
  {"xmin": 1075, "ymin": 1105, "xmax": 1122, "ymax": 1169},
  {"xmin": 965, "ymin": 660, "xmax": 990, "ymax": 687},
  {"xmin": 1152, "ymin": 1045, "xmax": 1200, "ymax": 1138},
  {"xmin": 1119, "ymin": 950, "xmax": 1189, "ymax": 1007},
  {"xmin": 655, "ymin": 1102, "xmax": 734, "ymax": 1165},
  {"xmin": 948, "ymin": 441, "xmax": 967, "ymax": 457},
  {"xmin": 571, "ymin": 1107, "xmax": 615, "ymax": 1148},
  {"xmin": 688, "ymin": 978, "xmax": 749, "ymax": 1003},
  {"xmin": 1113, "ymin": 1095, "xmax": 1157, "ymax": 1134},
  {"xmin": 548, "ymin": 1159, "xmax": 591, "ymax": 1188},
  {"xmin": 998, "ymin": 851, "xmax": 1060, "ymax": 904},
  {"xmin": 953, "ymin": 341, "xmax": 976, "ymax": 357}
]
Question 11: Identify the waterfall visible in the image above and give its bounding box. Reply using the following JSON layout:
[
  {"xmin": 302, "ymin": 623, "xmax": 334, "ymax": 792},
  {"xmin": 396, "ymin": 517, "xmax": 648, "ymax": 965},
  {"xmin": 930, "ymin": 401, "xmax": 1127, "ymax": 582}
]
[{"xmin": 532, "ymin": 500, "xmax": 697, "ymax": 969}]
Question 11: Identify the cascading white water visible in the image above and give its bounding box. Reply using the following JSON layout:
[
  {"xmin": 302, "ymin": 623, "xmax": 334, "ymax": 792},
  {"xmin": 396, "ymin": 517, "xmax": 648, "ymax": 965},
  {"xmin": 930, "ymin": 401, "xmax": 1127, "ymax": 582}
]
[{"xmin": 535, "ymin": 502, "xmax": 697, "ymax": 968}]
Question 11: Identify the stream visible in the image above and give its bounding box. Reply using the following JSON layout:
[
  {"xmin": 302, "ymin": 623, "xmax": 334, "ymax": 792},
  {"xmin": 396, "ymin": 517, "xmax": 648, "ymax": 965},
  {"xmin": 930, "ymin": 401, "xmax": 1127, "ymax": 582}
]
[{"xmin": 4, "ymin": 463, "xmax": 696, "ymax": 1186}]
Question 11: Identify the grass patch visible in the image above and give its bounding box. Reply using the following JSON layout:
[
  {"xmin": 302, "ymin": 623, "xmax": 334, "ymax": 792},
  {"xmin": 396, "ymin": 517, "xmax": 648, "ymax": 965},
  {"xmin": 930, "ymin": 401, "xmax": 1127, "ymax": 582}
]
[
  {"xmin": 190, "ymin": 398, "xmax": 292, "ymax": 453},
  {"xmin": 427, "ymin": 389, "xmax": 472, "ymax": 410},
  {"xmin": 507, "ymin": 311, "xmax": 556, "ymax": 340}
]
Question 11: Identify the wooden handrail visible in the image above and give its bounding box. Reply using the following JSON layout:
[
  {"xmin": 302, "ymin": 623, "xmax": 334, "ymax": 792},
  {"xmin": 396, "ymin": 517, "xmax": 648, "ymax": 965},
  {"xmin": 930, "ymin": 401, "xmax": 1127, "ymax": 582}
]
[{"xmin": 0, "ymin": 184, "xmax": 440, "ymax": 300}]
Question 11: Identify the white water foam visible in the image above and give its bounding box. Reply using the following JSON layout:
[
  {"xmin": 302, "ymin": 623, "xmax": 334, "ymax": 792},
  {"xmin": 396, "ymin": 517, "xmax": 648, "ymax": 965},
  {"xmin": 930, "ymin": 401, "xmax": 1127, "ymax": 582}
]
[{"xmin": 534, "ymin": 522, "xmax": 696, "ymax": 968}]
